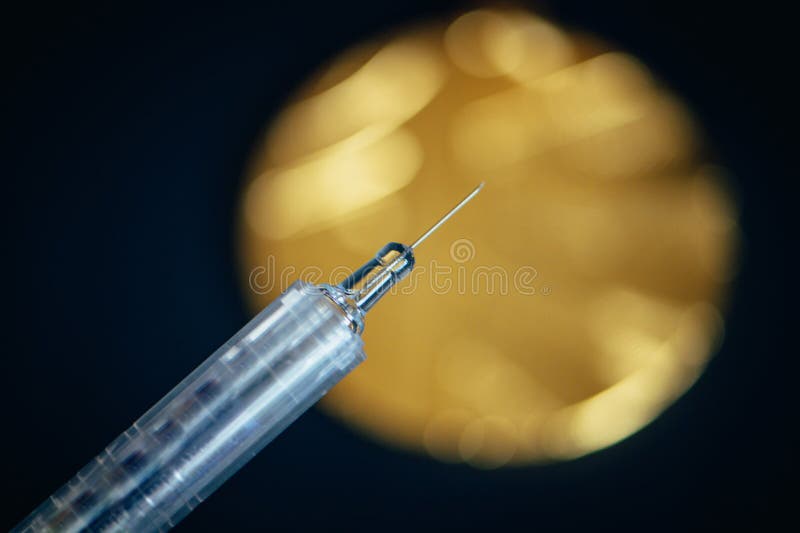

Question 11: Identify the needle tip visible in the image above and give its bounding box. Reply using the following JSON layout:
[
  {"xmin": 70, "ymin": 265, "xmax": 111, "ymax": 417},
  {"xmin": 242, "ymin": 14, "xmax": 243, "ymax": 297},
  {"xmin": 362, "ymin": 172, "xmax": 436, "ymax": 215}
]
[{"xmin": 410, "ymin": 181, "xmax": 485, "ymax": 249}]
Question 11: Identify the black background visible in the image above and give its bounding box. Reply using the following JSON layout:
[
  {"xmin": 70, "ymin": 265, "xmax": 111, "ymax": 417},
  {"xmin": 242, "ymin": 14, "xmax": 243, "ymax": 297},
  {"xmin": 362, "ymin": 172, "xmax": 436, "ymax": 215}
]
[{"xmin": 1, "ymin": 1, "xmax": 793, "ymax": 531}]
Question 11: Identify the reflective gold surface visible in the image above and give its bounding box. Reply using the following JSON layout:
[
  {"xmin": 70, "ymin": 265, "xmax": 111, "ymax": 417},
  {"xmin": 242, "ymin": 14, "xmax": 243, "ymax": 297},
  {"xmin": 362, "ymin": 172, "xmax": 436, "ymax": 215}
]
[{"xmin": 238, "ymin": 8, "xmax": 738, "ymax": 467}]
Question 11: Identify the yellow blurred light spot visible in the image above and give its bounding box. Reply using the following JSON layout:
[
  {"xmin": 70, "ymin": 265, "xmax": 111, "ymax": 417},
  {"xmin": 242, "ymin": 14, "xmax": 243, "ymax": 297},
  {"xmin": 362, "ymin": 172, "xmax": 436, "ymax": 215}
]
[
  {"xmin": 484, "ymin": 11, "xmax": 575, "ymax": 83},
  {"xmin": 238, "ymin": 8, "xmax": 738, "ymax": 466},
  {"xmin": 444, "ymin": 9, "xmax": 514, "ymax": 78},
  {"xmin": 541, "ymin": 54, "xmax": 654, "ymax": 140},
  {"xmin": 245, "ymin": 126, "xmax": 422, "ymax": 240},
  {"xmin": 459, "ymin": 416, "xmax": 518, "ymax": 468},
  {"xmin": 542, "ymin": 302, "xmax": 722, "ymax": 458},
  {"xmin": 264, "ymin": 36, "xmax": 445, "ymax": 166},
  {"xmin": 444, "ymin": 9, "xmax": 575, "ymax": 82}
]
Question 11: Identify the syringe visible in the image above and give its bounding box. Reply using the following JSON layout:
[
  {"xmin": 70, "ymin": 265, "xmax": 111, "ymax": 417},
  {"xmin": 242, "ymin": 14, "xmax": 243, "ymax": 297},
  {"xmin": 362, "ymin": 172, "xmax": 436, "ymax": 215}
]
[{"xmin": 14, "ymin": 183, "xmax": 483, "ymax": 533}]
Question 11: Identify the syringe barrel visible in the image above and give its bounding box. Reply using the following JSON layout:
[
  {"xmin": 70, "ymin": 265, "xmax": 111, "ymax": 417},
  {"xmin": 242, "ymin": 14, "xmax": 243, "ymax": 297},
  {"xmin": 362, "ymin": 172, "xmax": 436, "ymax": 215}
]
[{"xmin": 14, "ymin": 281, "xmax": 364, "ymax": 532}]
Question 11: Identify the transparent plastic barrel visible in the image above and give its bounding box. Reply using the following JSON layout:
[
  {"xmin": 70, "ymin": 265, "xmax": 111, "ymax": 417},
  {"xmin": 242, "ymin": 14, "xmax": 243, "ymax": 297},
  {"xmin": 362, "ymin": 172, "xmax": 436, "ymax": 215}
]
[{"xmin": 14, "ymin": 281, "xmax": 365, "ymax": 532}]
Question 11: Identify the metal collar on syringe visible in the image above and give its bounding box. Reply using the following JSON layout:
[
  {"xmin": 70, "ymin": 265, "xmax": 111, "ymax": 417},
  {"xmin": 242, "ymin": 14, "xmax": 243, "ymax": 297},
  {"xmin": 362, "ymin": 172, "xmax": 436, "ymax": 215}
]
[{"xmin": 319, "ymin": 243, "xmax": 414, "ymax": 334}]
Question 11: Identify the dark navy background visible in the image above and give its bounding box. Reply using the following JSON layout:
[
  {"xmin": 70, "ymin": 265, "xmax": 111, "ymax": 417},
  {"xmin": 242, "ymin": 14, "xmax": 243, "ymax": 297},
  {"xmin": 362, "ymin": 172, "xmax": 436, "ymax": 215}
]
[{"xmin": 2, "ymin": 1, "xmax": 792, "ymax": 531}]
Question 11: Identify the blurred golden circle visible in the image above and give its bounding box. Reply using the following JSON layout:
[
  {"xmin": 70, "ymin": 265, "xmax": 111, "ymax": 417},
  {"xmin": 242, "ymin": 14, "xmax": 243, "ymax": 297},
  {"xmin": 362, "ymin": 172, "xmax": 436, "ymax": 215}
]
[{"xmin": 237, "ymin": 8, "xmax": 738, "ymax": 466}]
